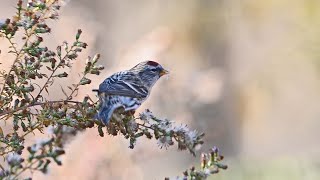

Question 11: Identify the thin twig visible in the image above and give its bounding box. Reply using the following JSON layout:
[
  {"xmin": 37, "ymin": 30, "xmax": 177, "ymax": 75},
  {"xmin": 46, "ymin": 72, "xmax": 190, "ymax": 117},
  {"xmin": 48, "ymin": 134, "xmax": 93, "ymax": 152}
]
[
  {"xmin": 0, "ymin": 12, "xmax": 47, "ymax": 96},
  {"xmin": 0, "ymin": 123, "xmax": 41, "ymax": 156},
  {"xmin": 0, "ymin": 1, "xmax": 56, "ymax": 107},
  {"xmin": 67, "ymin": 71, "xmax": 87, "ymax": 100},
  {"xmin": 11, "ymin": 159, "xmax": 39, "ymax": 180},
  {"xmin": 33, "ymin": 46, "xmax": 75, "ymax": 103}
]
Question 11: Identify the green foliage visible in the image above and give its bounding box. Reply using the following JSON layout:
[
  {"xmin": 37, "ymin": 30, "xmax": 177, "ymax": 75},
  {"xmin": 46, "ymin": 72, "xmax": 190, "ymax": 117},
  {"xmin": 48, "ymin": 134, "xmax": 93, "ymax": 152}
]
[{"xmin": 0, "ymin": 1, "xmax": 226, "ymax": 179}]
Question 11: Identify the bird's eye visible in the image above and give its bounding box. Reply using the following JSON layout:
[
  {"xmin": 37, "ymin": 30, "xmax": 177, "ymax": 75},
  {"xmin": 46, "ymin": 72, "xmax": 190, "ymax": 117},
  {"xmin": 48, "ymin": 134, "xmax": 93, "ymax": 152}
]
[{"xmin": 150, "ymin": 69, "xmax": 157, "ymax": 72}]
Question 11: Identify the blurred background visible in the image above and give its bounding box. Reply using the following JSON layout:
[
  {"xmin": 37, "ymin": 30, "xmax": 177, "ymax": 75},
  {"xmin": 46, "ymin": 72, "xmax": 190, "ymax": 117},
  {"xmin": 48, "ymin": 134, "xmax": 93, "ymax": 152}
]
[{"xmin": 1, "ymin": 0, "xmax": 320, "ymax": 179}]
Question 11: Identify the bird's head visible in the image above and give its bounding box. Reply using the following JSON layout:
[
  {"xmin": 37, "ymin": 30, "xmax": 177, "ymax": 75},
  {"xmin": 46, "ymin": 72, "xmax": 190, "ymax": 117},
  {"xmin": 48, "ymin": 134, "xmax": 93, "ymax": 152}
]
[{"xmin": 130, "ymin": 61, "xmax": 169, "ymax": 88}]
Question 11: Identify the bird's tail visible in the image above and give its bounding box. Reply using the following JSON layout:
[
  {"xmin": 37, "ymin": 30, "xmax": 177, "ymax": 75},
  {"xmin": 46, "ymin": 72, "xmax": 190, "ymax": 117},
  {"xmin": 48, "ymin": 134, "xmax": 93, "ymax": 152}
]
[{"xmin": 95, "ymin": 103, "xmax": 123, "ymax": 125}]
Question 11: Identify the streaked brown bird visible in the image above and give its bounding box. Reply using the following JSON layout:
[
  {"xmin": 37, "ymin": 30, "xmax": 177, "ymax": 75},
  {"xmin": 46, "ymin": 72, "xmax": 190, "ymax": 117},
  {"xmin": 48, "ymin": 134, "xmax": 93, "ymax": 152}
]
[{"xmin": 93, "ymin": 61, "xmax": 169, "ymax": 124}]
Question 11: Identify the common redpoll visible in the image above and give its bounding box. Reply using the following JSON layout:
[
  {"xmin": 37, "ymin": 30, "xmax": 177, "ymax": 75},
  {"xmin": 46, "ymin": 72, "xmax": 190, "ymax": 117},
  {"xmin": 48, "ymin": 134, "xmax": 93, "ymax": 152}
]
[{"xmin": 93, "ymin": 61, "xmax": 169, "ymax": 124}]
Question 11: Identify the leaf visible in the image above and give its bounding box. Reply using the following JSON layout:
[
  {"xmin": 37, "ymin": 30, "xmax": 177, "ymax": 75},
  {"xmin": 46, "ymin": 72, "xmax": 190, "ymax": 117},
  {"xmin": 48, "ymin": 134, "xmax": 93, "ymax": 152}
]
[
  {"xmin": 46, "ymin": 66, "xmax": 52, "ymax": 71},
  {"xmin": 42, "ymin": 73, "xmax": 48, "ymax": 78},
  {"xmin": 79, "ymin": 77, "xmax": 91, "ymax": 85},
  {"xmin": 14, "ymin": 99, "xmax": 20, "ymax": 109},
  {"xmin": 51, "ymin": 59, "xmax": 56, "ymax": 69},
  {"xmin": 60, "ymin": 85, "xmax": 68, "ymax": 98},
  {"xmin": 37, "ymin": 160, "xmax": 44, "ymax": 169},
  {"xmin": 27, "ymin": 114, "xmax": 32, "ymax": 122},
  {"xmin": 98, "ymin": 126, "xmax": 104, "ymax": 137},
  {"xmin": 54, "ymin": 72, "xmax": 68, "ymax": 78},
  {"xmin": 57, "ymin": 46, "xmax": 61, "ymax": 57},
  {"xmin": 63, "ymin": 41, "xmax": 68, "ymax": 51},
  {"xmin": 47, "ymin": 80, "xmax": 54, "ymax": 86},
  {"xmin": 21, "ymin": 121, "xmax": 27, "ymax": 132},
  {"xmin": 0, "ymin": 127, "xmax": 3, "ymax": 137},
  {"xmin": 44, "ymin": 87, "xmax": 49, "ymax": 94},
  {"xmin": 74, "ymin": 88, "xmax": 79, "ymax": 97}
]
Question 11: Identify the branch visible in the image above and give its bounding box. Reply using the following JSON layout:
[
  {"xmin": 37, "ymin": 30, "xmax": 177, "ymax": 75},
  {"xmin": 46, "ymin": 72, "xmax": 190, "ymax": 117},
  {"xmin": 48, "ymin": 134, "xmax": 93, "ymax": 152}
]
[
  {"xmin": 32, "ymin": 44, "xmax": 76, "ymax": 102},
  {"xmin": 0, "ymin": 1, "xmax": 56, "ymax": 97},
  {"xmin": 0, "ymin": 100, "xmax": 82, "ymax": 118}
]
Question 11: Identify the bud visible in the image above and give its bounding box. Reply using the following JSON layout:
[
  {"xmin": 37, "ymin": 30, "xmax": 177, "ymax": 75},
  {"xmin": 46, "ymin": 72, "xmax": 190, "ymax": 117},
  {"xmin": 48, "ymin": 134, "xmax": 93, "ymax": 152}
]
[
  {"xmin": 190, "ymin": 166, "xmax": 195, "ymax": 171},
  {"xmin": 201, "ymin": 153, "xmax": 208, "ymax": 169},
  {"xmin": 76, "ymin": 29, "xmax": 82, "ymax": 40},
  {"xmin": 92, "ymin": 53, "xmax": 100, "ymax": 64},
  {"xmin": 37, "ymin": 36, "xmax": 43, "ymax": 42},
  {"xmin": 17, "ymin": 0, "xmax": 22, "ymax": 7},
  {"xmin": 5, "ymin": 18, "xmax": 10, "ymax": 24},
  {"xmin": 57, "ymin": 46, "xmax": 61, "ymax": 57},
  {"xmin": 211, "ymin": 146, "xmax": 219, "ymax": 153}
]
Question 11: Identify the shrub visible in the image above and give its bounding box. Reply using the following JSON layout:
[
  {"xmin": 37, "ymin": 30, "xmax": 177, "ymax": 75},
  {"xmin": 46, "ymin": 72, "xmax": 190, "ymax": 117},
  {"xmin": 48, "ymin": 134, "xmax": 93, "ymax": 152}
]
[{"xmin": 0, "ymin": 1, "xmax": 226, "ymax": 179}]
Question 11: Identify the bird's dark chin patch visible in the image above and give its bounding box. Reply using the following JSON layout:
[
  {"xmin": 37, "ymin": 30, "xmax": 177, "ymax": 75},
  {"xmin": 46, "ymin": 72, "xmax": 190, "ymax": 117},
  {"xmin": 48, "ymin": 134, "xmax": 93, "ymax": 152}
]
[{"xmin": 146, "ymin": 61, "xmax": 159, "ymax": 67}]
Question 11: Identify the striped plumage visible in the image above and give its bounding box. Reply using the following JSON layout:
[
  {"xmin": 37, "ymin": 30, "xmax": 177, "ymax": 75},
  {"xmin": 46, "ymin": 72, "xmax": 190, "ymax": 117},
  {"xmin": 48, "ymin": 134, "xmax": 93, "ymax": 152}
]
[{"xmin": 95, "ymin": 61, "xmax": 169, "ymax": 124}]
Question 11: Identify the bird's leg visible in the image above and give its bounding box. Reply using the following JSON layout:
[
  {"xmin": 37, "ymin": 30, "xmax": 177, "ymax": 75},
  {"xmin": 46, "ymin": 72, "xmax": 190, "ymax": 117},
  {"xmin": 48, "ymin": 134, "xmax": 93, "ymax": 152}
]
[
  {"xmin": 126, "ymin": 110, "xmax": 136, "ymax": 116},
  {"xmin": 121, "ymin": 110, "xmax": 136, "ymax": 119}
]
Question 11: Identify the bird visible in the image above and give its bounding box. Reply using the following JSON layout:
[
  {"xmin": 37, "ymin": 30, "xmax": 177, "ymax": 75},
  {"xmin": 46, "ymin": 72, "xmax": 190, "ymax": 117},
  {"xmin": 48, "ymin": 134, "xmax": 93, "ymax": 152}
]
[{"xmin": 93, "ymin": 61, "xmax": 169, "ymax": 125}]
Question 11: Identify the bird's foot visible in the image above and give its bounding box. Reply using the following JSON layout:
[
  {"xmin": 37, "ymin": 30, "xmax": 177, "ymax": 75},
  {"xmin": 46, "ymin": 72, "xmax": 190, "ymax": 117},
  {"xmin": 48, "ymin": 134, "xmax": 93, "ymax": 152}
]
[{"xmin": 125, "ymin": 110, "xmax": 136, "ymax": 116}]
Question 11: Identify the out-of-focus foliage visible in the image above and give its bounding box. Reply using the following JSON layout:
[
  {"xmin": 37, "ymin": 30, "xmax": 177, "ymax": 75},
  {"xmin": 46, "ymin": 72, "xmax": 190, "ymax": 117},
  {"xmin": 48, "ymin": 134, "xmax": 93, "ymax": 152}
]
[{"xmin": 166, "ymin": 147, "xmax": 227, "ymax": 180}]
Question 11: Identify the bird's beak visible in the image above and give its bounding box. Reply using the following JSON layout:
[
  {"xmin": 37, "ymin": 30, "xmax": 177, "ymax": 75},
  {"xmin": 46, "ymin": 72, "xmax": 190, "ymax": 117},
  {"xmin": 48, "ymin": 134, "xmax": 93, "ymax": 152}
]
[{"xmin": 159, "ymin": 69, "xmax": 169, "ymax": 77}]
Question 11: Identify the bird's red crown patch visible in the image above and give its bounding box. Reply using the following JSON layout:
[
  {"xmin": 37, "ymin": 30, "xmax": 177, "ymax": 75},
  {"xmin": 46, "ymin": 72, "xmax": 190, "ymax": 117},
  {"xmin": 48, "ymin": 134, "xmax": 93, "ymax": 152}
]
[{"xmin": 146, "ymin": 61, "xmax": 159, "ymax": 67}]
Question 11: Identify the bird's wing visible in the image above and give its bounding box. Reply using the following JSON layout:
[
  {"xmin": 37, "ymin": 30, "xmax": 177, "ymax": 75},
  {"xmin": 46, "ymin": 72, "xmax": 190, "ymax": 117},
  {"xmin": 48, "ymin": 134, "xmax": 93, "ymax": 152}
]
[{"xmin": 98, "ymin": 71, "xmax": 148, "ymax": 98}]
